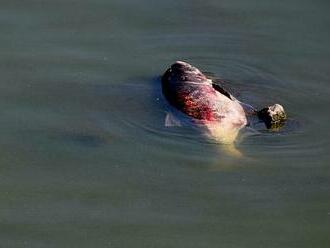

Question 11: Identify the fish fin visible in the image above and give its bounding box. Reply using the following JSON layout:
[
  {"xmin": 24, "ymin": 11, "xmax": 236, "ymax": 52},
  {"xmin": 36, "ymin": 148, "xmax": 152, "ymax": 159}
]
[
  {"xmin": 211, "ymin": 82, "xmax": 233, "ymax": 100},
  {"xmin": 165, "ymin": 112, "xmax": 182, "ymax": 127},
  {"xmin": 203, "ymin": 71, "xmax": 241, "ymax": 99},
  {"xmin": 212, "ymin": 79, "xmax": 242, "ymax": 98}
]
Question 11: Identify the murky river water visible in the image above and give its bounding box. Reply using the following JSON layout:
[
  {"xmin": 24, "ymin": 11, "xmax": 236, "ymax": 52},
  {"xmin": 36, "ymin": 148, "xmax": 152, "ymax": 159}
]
[{"xmin": 0, "ymin": 0, "xmax": 329, "ymax": 247}]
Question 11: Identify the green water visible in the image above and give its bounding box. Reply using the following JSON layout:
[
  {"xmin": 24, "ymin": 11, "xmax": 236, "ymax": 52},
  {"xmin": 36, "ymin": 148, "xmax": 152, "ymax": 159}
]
[{"xmin": 1, "ymin": 0, "xmax": 329, "ymax": 247}]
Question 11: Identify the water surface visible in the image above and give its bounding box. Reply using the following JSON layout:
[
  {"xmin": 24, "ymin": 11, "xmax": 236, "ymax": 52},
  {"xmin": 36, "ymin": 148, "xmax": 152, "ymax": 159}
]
[{"xmin": 1, "ymin": 0, "xmax": 330, "ymax": 247}]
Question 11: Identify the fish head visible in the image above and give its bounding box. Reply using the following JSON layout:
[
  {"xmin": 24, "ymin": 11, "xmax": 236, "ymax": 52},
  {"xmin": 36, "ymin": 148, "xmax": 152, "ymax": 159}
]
[{"xmin": 257, "ymin": 103, "xmax": 287, "ymax": 129}]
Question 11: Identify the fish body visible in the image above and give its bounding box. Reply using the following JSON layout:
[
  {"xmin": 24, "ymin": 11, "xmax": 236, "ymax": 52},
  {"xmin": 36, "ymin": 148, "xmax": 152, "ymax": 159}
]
[{"xmin": 162, "ymin": 61, "xmax": 247, "ymax": 143}]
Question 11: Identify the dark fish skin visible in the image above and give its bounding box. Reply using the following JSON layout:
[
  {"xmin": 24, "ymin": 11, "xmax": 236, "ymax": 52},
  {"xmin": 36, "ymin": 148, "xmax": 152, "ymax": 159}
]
[
  {"xmin": 162, "ymin": 64, "xmax": 213, "ymax": 120},
  {"xmin": 161, "ymin": 61, "xmax": 246, "ymax": 126}
]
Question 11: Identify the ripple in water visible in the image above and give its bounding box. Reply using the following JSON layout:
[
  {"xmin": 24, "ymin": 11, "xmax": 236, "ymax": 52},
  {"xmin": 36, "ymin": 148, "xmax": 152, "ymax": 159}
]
[{"xmin": 89, "ymin": 58, "xmax": 326, "ymax": 162}]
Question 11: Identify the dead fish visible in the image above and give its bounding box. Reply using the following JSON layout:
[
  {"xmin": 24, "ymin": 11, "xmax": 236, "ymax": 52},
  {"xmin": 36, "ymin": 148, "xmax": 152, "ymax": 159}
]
[{"xmin": 161, "ymin": 61, "xmax": 286, "ymax": 155}]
